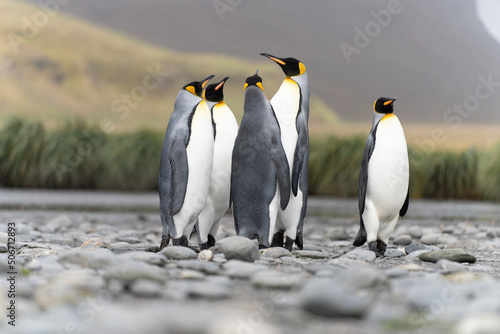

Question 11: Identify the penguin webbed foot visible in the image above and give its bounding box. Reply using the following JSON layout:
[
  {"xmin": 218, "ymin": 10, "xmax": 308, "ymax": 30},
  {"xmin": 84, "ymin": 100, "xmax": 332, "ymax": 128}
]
[
  {"xmin": 172, "ymin": 236, "xmax": 189, "ymax": 247},
  {"xmin": 271, "ymin": 231, "xmax": 285, "ymax": 248},
  {"xmin": 199, "ymin": 235, "xmax": 216, "ymax": 250},
  {"xmin": 284, "ymin": 236, "xmax": 294, "ymax": 251},
  {"xmin": 295, "ymin": 230, "xmax": 303, "ymax": 250},
  {"xmin": 368, "ymin": 240, "xmax": 387, "ymax": 257}
]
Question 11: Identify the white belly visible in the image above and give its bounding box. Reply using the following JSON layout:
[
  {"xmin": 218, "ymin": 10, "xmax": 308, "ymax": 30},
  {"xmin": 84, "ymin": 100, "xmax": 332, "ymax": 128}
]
[
  {"xmin": 366, "ymin": 114, "xmax": 409, "ymax": 221},
  {"xmin": 173, "ymin": 101, "xmax": 214, "ymax": 237}
]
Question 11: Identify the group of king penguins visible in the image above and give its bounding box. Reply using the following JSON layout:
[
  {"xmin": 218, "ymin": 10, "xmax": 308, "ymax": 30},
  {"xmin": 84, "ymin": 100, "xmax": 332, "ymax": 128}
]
[{"xmin": 158, "ymin": 53, "xmax": 409, "ymax": 257}]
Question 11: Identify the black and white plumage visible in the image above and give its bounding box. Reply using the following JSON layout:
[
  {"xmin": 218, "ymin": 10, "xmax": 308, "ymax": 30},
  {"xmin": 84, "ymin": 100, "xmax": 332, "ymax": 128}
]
[
  {"xmin": 353, "ymin": 97, "xmax": 409, "ymax": 256},
  {"xmin": 231, "ymin": 72, "xmax": 291, "ymax": 248},
  {"xmin": 158, "ymin": 75, "xmax": 215, "ymax": 249}
]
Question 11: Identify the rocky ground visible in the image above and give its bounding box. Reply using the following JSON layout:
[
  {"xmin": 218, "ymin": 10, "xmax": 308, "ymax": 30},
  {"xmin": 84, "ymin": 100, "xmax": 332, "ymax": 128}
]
[{"xmin": 1, "ymin": 194, "xmax": 500, "ymax": 334}]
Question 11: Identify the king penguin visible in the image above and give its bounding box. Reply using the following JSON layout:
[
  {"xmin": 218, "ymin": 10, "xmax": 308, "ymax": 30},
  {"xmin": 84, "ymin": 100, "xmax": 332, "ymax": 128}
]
[
  {"xmin": 231, "ymin": 71, "xmax": 291, "ymax": 248},
  {"xmin": 260, "ymin": 53, "xmax": 309, "ymax": 251},
  {"xmin": 353, "ymin": 97, "xmax": 409, "ymax": 256},
  {"xmin": 158, "ymin": 75, "xmax": 215, "ymax": 249},
  {"xmin": 196, "ymin": 77, "xmax": 238, "ymax": 250}
]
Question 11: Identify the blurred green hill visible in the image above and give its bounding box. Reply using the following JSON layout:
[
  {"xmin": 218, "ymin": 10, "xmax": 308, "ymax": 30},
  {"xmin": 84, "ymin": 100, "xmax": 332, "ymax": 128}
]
[{"xmin": 0, "ymin": 0, "xmax": 339, "ymax": 133}]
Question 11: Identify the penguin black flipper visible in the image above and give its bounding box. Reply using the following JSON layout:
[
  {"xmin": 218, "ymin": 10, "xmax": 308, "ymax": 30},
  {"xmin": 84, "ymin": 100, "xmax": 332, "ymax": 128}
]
[
  {"xmin": 354, "ymin": 129, "xmax": 377, "ymax": 247},
  {"xmin": 399, "ymin": 187, "xmax": 410, "ymax": 217},
  {"xmin": 168, "ymin": 135, "xmax": 189, "ymax": 216},
  {"xmin": 291, "ymin": 119, "xmax": 308, "ymax": 197},
  {"xmin": 270, "ymin": 128, "xmax": 291, "ymax": 210}
]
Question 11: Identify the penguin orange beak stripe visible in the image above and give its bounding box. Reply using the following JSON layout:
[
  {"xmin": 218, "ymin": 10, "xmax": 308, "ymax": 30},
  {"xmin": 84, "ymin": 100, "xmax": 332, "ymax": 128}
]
[
  {"xmin": 383, "ymin": 98, "xmax": 396, "ymax": 106},
  {"xmin": 201, "ymin": 75, "xmax": 215, "ymax": 89},
  {"xmin": 215, "ymin": 77, "xmax": 229, "ymax": 91},
  {"xmin": 269, "ymin": 56, "xmax": 286, "ymax": 66}
]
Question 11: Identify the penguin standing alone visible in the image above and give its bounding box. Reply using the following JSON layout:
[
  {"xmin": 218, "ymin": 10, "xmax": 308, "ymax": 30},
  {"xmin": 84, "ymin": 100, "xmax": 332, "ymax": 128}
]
[
  {"xmin": 197, "ymin": 77, "xmax": 238, "ymax": 250},
  {"xmin": 353, "ymin": 97, "xmax": 409, "ymax": 256},
  {"xmin": 158, "ymin": 75, "xmax": 215, "ymax": 249},
  {"xmin": 231, "ymin": 71, "xmax": 291, "ymax": 248},
  {"xmin": 260, "ymin": 53, "xmax": 310, "ymax": 251}
]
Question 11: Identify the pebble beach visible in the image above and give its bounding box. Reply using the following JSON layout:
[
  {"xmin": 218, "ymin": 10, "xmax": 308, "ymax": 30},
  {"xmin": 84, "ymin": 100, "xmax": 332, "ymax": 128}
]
[{"xmin": 1, "ymin": 191, "xmax": 500, "ymax": 334}]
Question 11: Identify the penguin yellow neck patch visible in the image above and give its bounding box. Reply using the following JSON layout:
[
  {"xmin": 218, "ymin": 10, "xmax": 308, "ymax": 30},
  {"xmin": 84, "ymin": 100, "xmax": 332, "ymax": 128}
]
[{"xmin": 381, "ymin": 113, "xmax": 396, "ymax": 121}]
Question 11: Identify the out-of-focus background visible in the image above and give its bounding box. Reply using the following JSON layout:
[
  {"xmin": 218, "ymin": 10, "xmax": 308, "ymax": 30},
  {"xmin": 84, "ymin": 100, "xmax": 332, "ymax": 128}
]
[{"xmin": 1, "ymin": 0, "xmax": 500, "ymax": 200}]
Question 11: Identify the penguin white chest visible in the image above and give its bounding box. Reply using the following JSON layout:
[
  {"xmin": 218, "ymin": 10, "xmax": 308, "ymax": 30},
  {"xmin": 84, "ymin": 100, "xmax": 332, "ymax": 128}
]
[
  {"xmin": 181, "ymin": 101, "xmax": 214, "ymax": 218},
  {"xmin": 270, "ymin": 78, "xmax": 300, "ymax": 176},
  {"xmin": 367, "ymin": 114, "xmax": 409, "ymax": 219}
]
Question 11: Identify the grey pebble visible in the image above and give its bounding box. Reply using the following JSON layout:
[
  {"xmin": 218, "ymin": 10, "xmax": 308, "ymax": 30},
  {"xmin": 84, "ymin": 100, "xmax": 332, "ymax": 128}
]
[
  {"xmin": 326, "ymin": 227, "xmax": 350, "ymax": 241},
  {"xmin": 118, "ymin": 251, "xmax": 167, "ymax": 266},
  {"xmin": 187, "ymin": 281, "xmax": 232, "ymax": 300},
  {"xmin": 0, "ymin": 242, "xmax": 7, "ymax": 253},
  {"xmin": 215, "ymin": 236, "xmax": 259, "ymax": 262},
  {"xmin": 251, "ymin": 271, "xmax": 303, "ymax": 289},
  {"xmin": 393, "ymin": 234, "xmax": 412, "ymax": 246},
  {"xmin": 302, "ymin": 244, "xmax": 323, "ymax": 252},
  {"xmin": 419, "ymin": 249, "xmax": 477, "ymax": 263},
  {"xmin": 176, "ymin": 260, "xmax": 221, "ymax": 274},
  {"xmin": 59, "ymin": 248, "xmax": 117, "ymax": 269},
  {"xmin": 340, "ymin": 249, "xmax": 376, "ymax": 263},
  {"xmin": 292, "ymin": 250, "xmax": 329, "ymax": 259},
  {"xmin": 420, "ymin": 233, "xmax": 441, "ymax": 245},
  {"xmin": 0, "ymin": 232, "xmax": 8, "ymax": 244},
  {"xmin": 260, "ymin": 247, "xmax": 292, "ymax": 258},
  {"xmin": 223, "ymin": 259, "xmax": 268, "ymax": 279},
  {"xmin": 384, "ymin": 249, "xmax": 406, "ymax": 258},
  {"xmin": 160, "ymin": 246, "xmax": 197, "ymax": 260},
  {"xmin": 300, "ymin": 279, "xmax": 370, "ymax": 318},
  {"xmin": 102, "ymin": 260, "xmax": 167, "ymax": 283},
  {"xmin": 81, "ymin": 237, "xmax": 106, "ymax": 250},
  {"xmin": 436, "ymin": 259, "xmax": 465, "ymax": 274}
]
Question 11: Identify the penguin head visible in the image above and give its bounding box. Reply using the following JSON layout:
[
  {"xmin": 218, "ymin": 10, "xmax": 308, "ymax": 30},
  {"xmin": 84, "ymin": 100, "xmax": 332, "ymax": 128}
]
[
  {"xmin": 373, "ymin": 97, "xmax": 397, "ymax": 114},
  {"xmin": 203, "ymin": 77, "xmax": 229, "ymax": 102},
  {"xmin": 260, "ymin": 53, "xmax": 306, "ymax": 77},
  {"xmin": 183, "ymin": 75, "xmax": 215, "ymax": 97},
  {"xmin": 243, "ymin": 70, "xmax": 264, "ymax": 92}
]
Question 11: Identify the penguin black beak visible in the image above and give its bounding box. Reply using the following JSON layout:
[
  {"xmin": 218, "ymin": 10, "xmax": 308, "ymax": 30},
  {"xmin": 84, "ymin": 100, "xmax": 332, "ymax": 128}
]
[
  {"xmin": 215, "ymin": 77, "xmax": 229, "ymax": 91},
  {"xmin": 260, "ymin": 53, "xmax": 286, "ymax": 66},
  {"xmin": 200, "ymin": 75, "xmax": 215, "ymax": 89},
  {"xmin": 254, "ymin": 69, "xmax": 259, "ymax": 76}
]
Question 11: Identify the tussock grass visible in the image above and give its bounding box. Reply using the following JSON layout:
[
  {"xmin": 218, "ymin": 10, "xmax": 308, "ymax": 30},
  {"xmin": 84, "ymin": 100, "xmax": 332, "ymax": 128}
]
[{"xmin": 0, "ymin": 119, "xmax": 497, "ymax": 201}]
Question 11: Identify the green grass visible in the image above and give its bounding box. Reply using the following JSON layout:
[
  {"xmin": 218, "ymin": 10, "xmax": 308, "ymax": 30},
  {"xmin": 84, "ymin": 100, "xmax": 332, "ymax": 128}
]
[{"xmin": 1, "ymin": 118, "xmax": 499, "ymax": 202}]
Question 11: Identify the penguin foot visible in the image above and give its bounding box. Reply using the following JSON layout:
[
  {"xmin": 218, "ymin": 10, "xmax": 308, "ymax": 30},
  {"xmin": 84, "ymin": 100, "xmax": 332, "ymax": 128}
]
[
  {"xmin": 353, "ymin": 228, "xmax": 367, "ymax": 247},
  {"xmin": 199, "ymin": 235, "xmax": 217, "ymax": 250},
  {"xmin": 172, "ymin": 236, "xmax": 189, "ymax": 247},
  {"xmin": 159, "ymin": 235, "xmax": 170, "ymax": 250},
  {"xmin": 368, "ymin": 241, "xmax": 384, "ymax": 257},
  {"xmin": 295, "ymin": 231, "xmax": 303, "ymax": 250},
  {"xmin": 271, "ymin": 231, "xmax": 285, "ymax": 248},
  {"xmin": 284, "ymin": 236, "xmax": 294, "ymax": 251},
  {"xmin": 376, "ymin": 240, "xmax": 387, "ymax": 256}
]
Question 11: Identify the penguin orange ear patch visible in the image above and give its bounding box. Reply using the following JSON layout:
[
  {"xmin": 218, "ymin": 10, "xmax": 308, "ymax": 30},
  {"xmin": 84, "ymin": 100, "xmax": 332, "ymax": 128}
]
[
  {"xmin": 299, "ymin": 62, "xmax": 306, "ymax": 75},
  {"xmin": 243, "ymin": 83, "xmax": 248, "ymax": 91},
  {"xmin": 186, "ymin": 86, "xmax": 196, "ymax": 95},
  {"xmin": 257, "ymin": 82, "xmax": 264, "ymax": 91}
]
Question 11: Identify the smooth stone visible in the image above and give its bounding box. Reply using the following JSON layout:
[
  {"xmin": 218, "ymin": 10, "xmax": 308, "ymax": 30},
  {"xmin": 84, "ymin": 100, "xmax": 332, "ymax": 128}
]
[
  {"xmin": 328, "ymin": 240, "xmax": 352, "ymax": 247},
  {"xmin": 216, "ymin": 236, "xmax": 259, "ymax": 262},
  {"xmin": 437, "ymin": 259, "xmax": 465, "ymax": 274},
  {"xmin": 261, "ymin": 247, "xmax": 292, "ymax": 258},
  {"xmin": 38, "ymin": 215, "xmax": 72, "ymax": 233},
  {"xmin": 340, "ymin": 249, "xmax": 376, "ymax": 263},
  {"xmin": 405, "ymin": 243, "xmax": 439, "ymax": 254},
  {"xmin": 81, "ymin": 237, "xmax": 106, "ymax": 250},
  {"xmin": 279, "ymin": 256, "xmax": 307, "ymax": 265},
  {"xmin": 329, "ymin": 258, "xmax": 366, "ymax": 268},
  {"xmin": 18, "ymin": 245, "xmax": 63, "ymax": 258},
  {"xmin": 408, "ymin": 226, "xmax": 423, "ymax": 239},
  {"xmin": 26, "ymin": 256, "xmax": 65, "ymax": 275},
  {"xmin": 0, "ymin": 243, "xmax": 8, "ymax": 253},
  {"xmin": 456, "ymin": 314, "xmax": 500, "ymax": 334},
  {"xmin": 130, "ymin": 279, "xmax": 163, "ymax": 298},
  {"xmin": 35, "ymin": 269, "xmax": 105, "ymax": 309},
  {"xmin": 251, "ymin": 271, "xmax": 302, "ymax": 289},
  {"xmin": 59, "ymin": 248, "xmax": 117, "ymax": 269},
  {"xmin": 176, "ymin": 260, "xmax": 220, "ymax": 275},
  {"xmin": 397, "ymin": 263, "xmax": 424, "ymax": 271},
  {"xmin": 223, "ymin": 259, "xmax": 268, "ymax": 279},
  {"xmin": 384, "ymin": 249, "xmax": 406, "ymax": 258},
  {"xmin": 393, "ymin": 234, "xmax": 412, "ymax": 246},
  {"xmin": 118, "ymin": 251, "xmax": 167, "ymax": 266},
  {"xmin": 419, "ymin": 249, "xmax": 477, "ymax": 263},
  {"xmin": 300, "ymin": 279, "xmax": 370, "ymax": 318},
  {"xmin": 95, "ymin": 224, "xmax": 120, "ymax": 235},
  {"xmin": 420, "ymin": 233, "xmax": 441, "ymax": 245},
  {"xmin": 160, "ymin": 246, "xmax": 197, "ymax": 260},
  {"xmin": 335, "ymin": 267, "xmax": 387, "ymax": 290},
  {"xmin": 292, "ymin": 250, "xmax": 329, "ymax": 259},
  {"xmin": 176, "ymin": 270, "xmax": 206, "ymax": 280},
  {"xmin": 326, "ymin": 227, "xmax": 350, "ymax": 241},
  {"xmin": 198, "ymin": 249, "xmax": 213, "ymax": 261},
  {"xmin": 102, "ymin": 260, "xmax": 167, "ymax": 283}
]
